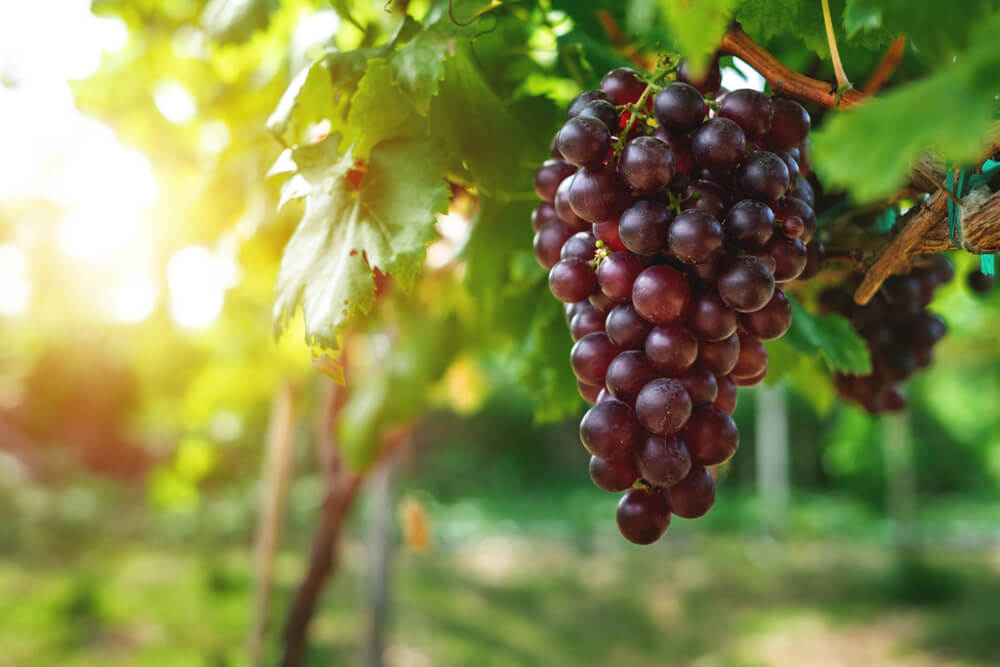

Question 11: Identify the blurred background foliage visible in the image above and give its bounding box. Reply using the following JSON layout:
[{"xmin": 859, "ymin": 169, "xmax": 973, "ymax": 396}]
[{"xmin": 1, "ymin": 0, "xmax": 1000, "ymax": 665}]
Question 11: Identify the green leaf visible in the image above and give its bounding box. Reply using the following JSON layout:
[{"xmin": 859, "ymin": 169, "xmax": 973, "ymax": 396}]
[
  {"xmin": 656, "ymin": 0, "xmax": 739, "ymax": 75},
  {"xmin": 389, "ymin": 21, "xmax": 456, "ymax": 114},
  {"xmin": 267, "ymin": 59, "xmax": 337, "ymax": 148},
  {"xmin": 346, "ymin": 58, "xmax": 424, "ymax": 157},
  {"xmin": 783, "ymin": 294, "xmax": 871, "ymax": 374},
  {"xmin": 201, "ymin": 0, "xmax": 277, "ymax": 45},
  {"xmin": 429, "ymin": 40, "xmax": 532, "ymax": 196},
  {"xmin": 765, "ymin": 339, "xmax": 837, "ymax": 416},
  {"xmin": 273, "ymin": 135, "xmax": 449, "ymax": 352},
  {"xmin": 812, "ymin": 19, "xmax": 1000, "ymax": 202}
]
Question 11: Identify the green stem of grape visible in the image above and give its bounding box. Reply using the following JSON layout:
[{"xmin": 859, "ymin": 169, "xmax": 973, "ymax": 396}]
[{"xmin": 613, "ymin": 63, "xmax": 676, "ymax": 157}]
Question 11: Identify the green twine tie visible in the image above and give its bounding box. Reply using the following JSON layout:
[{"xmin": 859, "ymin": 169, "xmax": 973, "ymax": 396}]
[{"xmin": 946, "ymin": 161, "xmax": 997, "ymax": 276}]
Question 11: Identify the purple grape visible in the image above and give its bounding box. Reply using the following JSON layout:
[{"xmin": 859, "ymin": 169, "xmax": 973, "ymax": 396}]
[
  {"xmin": 568, "ymin": 167, "xmax": 630, "ymax": 224},
  {"xmin": 632, "ymin": 265, "xmax": 691, "ymax": 324},
  {"xmin": 798, "ymin": 240, "xmax": 824, "ymax": 280},
  {"xmin": 652, "ymin": 127, "xmax": 694, "ymax": 178},
  {"xmin": 644, "ymin": 324, "xmax": 698, "ymax": 375},
  {"xmin": 561, "ymin": 231, "xmax": 597, "ymax": 261},
  {"xmin": 578, "ymin": 380, "xmax": 601, "ymax": 404},
  {"xmin": 717, "ymin": 256, "xmax": 775, "ymax": 312},
  {"xmin": 741, "ymin": 289, "xmax": 791, "ymax": 340},
  {"xmin": 571, "ymin": 332, "xmax": 622, "ymax": 386},
  {"xmin": 619, "ymin": 200, "xmax": 672, "ymax": 256},
  {"xmin": 549, "ymin": 258, "xmax": 597, "ymax": 303},
  {"xmin": 532, "ymin": 202, "xmax": 558, "ymax": 231},
  {"xmin": 654, "ymin": 82, "xmax": 706, "ymax": 132},
  {"xmin": 597, "ymin": 251, "xmax": 645, "ymax": 303},
  {"xmin": 618, "ymin": 137, "xmax": 676, "ymax": 195},
  {"xmin": 601, "ymin": 67, "xmax": 647, "ymax": 105},
  {"xmin": 731, "ymin": 331, "xmax": 767, "ymax": 380},
  {"xmin": 683, "ymin": 406, "xmax": 739, "ymax": 465},
  {"xmin": 762, "ymin": 98, "xmax": 810, "ymax": 151},
  {"xmin": 725, "ymin": 199, "xmax": 775, "ymax": 249},
  {"xmin": 686, "ymin": 291, "xmax": 738, "ymax": 341},
  {"xmin": 714, "ymin": 375, "xmax": 738, "ymax": 414},
  {"xmin": 676, "ymin": 364, "xmax": 718, "ymax": 406},
  {"xmin": 589, "ymin": 455, "xmax": 639, "ymax": 492},
  {"xmin": 763, "ymin": 235, "xmax": 807, "ymax": 282},
  {"xmin": 605, "ymin": 303, "xmax": 653, "ymax": 349},
  {"xmin": 605, "ymin": 350, "xmax": 661, "ymax": 404},
  {"xmin": 697, "ymin": 332, "xmax": 740, "ymax": 375},
  {"xmin": 692, "ymin": 118, "xmax": 747, "ymax": 172},
  {"xmin": 567, "ymin": 89, "xmax": 615, "ymax": 118},
  {"xmin": 677, "ymin": 58, "xmax": 722, "ymax": 97},
  {"xmin": 578, "ymin": 99, "xmax": 620, "ymax": 132},
  {"xmin": 616, "ymin": 488, "xmax": 671, "ymax": 545},
  {"xmin": 579, "ymin": 398, "xmax": 639, "ymax": 459},
  {"xmin": 557, "ymin": 116, "xmax": 612, "ymax": 167},
  {"xmin": 636, "ymin": 433, "xmax": 692, "ymax": 488},
  {"xmin": 718, "ymin": 89, "xmax": 774, "ymax": 140},
  {"xmin": 681, "ymin": 179, "xmax": 727, "ymax": 217},
  {"xmin": 738, "ymin": 151, "xmax": 790, "ymax": 203},
  {"xmin": 533, "ymin": 219, "xmax": 574, "ymax": 269},
  {"xmin": 635, "ymin": 378, "xmax": 693, "ymax": 436},
  {"xmin": 570, "ymin": 302, "xmax": 606, "ymax": 341},
  {"xmin": 533, "ymin": 159, "xmax": 577, "ymax": 202},
  {"xmin": 667, "ymin": 466, "xmax": 715, "ymax": 518},
  {"xmin": 554, "ymin": 176, "xmax": 590, "ymax": 232},
  {"xmin": 771, "ymin": 197, "xmax": 816, "ymax": 244},
  {"xmin": 667, "ymin": 209, "xmax": 724, "ymax": 264}
]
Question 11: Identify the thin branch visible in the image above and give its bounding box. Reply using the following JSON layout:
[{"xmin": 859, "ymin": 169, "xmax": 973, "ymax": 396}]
[
  {"xmin": 853, "ymin": 191, "xmax": 949, "ymax": 304},
  {"xmin": 862, "ymin": 35, "xmax": 906, "ymax": 95},
  {"xmin": 719, "ymin": 26, "xmax": 866, "ymax": 108},
  {"xmin": 596, "ymin": 10, "xmax": 650, "ymax": 70},
  {"xmin": 820, "ymin": 0, "xmax": 851, "ymax": 91}
]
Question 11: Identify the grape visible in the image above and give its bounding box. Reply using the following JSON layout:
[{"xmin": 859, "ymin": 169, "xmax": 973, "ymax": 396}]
[
  {"xmin": 791, "ymin": 178, "xmax": 814, "ymax": 206},
  {"xmin": 605, "ymin": 350, "xmax": 660, "ymax": 405},
  {"xmin": 579, "ymin": 398, "xmax": 639, "ymax": 459},
  {"xmin": 578, "ymin": 380, "xmax": 601, "ymax": 404},
  {"xmin": 718, "ymin": 89, "xmax": 774, "ymax": 139},
  {"xmin": 929, "ymin": 256, "xmax": 955, "ymax": 284},
  {"xmin": 731, "ymin": 331, "xmax": 767, "ymax": 380},
  {"xmin": 618, "ymin": 137, "xmax": 676, "ymax": 195},
  {"xmin": 686, "ymin": 291, "xmax": 738, "ymax": 341},
  {"xmin": 687, "ymin": 259, "xmax": 719, "ymax": 287},
  {"xmin": 561, "ymin": 231, "xmax": 597, "ymax": 261},
  {"xmin": 692, "ymin": 118, "xmax": 747, "ymax": 172},
  {"xmin": 681, "ymin": 180, "xmax": 727, "ymax": 218},
  {"xmin": 589, "ymin": 455, "xmax": 639, "ymax": 492},
  {"xmin": 714, "ymin": 374, "xmax": 738, "ymax": 414},
  {"xmin": 798, "ymin": 240, "xmax": 825, "ymax": 280},
  {"xmin": 549, "ymin": 259, "xmax": 597, "ymax": 303},
  {"xmin": 589, "ymin": 290, "xmax": 616, "ymax": 314},
  {"xmin": 565, "ymin": 300, "xmax": 585, "ymax": 325},
  {"xmin": 683, "ymin": 406, "xmax": 739, "ymax": 465},
  {"xmin": 567, "ymin": 89, "xmax": 615, "ymax": 118},
  {"xmin": 593, "ymin": 219, "xmax": 628, "ymax": 252},
  {"xmin": 644, "ymin": 324, "xmax": 698, "ymax": 375},
  {"xmin": 571, "ymin": 332, "xmax": 622, "ymax": 386},
  {"xmin": 762, "ymin": 98, "xmax": 810, "ymax": 151},
  {"xmin": 667, "ymin": 210, "xmax": 724, "ymax": 264},
  {"xmin": 652, "ymin": 128, "xmax": 694, "ymax": 178},
  {"xmin": 763, "ymin": 235, "xmax": 807, "ymax": 283},
  {"xmin": 676, "ymin": 364, "xmax": 718, "ymax": 406},
  {"xmin": 570, "ymin": 302, "xmax": 606, "ymax": 341},
  {"xmin": 606, "ymin": 303, "xmax": 653, "ymax": 349},
  {"xmin": 779, "ymin": 214, "xmax": 804, "ymax": 239},
  {"xmin": 532, "ymin": 202, "xmax": 558, "ymax": 231},
  {"xmin": 616, "ymin": 488, "xmax": 671, "ymax": 545},
  {"xmin": 601, "ymin": 67, "xmax": 647, "ymax": 105},
  {"xmin": 772, "ymin": 197, "xmax": 816, "ymax": 244},
  {"xmin": 533, "ymin": 219, "xmax": 574, "ymax": 269},
  {"xmin": 741, "ymin": 290, "xmax": 791, "ymax": 340},
  {"xmin": 632, "ymin": 265, "xmax": 691, "ymax": 324},
  {"xmin": 619, "ymin": 200, "xmax": 671, "ymax": 256},
  {"xmin": 717, "ymin": 256, "xmax": 775, "ymax": 312},
  {"xmin": 738, "ymin": 151, "xmax": 790, "ymax": 203},
  {"xmin": 667, "ymin": 466, "xmax": 715, "ymax": 518},
  {"xmin": 636, "ymin": 433, "xmax": 692, "ymax": 488},
  {"xmin": 554, "ymin": 176, "xmax": 590, "ymax": 231},
  {"xmin": 557, "ymin": 116, "xmax": 612, "ymax": 167},
  {"xmin": 725, "ymin": 199, "xmax": 775, "ymax": 249},
  {"xmin": 968, "ymin": 269, "xmax": 994, "ymax": 293},
  {"xmin": 568, "ymin": 167, "xmax": 630, "ymax": 223},
  {"xmin": 534, "ymin": 159, "xmax": 578, "ymax": 202},
  {"xmin": 597, "ymin": 251, "xmax": 645, "ymax": 303},
  {"xmin": 677, "ymin": 58, "xmax": 722, "ymax": 97},
  {"xmin": 780, "ymin": 151, "xmax": 800, "ymax": 187},
  {"xmin": 578, "ymin": 99, "xmax": 620, "ymax": 132},
  {"xmin": 882, "ymin": 275, "xmax": 922, "ymax": 318},
  {"xmin": 907, "ymin": 312, "xmax": 946, "ymax": 346},
  {"xmin": 635, "ymin": 378, "xmax": 692, "ymax": 436},
  {"xmin": 654, "ymin": 82, "xmax": 706, "ymax": 132},
  {"xmin": 697, "ymin": 332, "xmax": 740, "ymax": 375}
]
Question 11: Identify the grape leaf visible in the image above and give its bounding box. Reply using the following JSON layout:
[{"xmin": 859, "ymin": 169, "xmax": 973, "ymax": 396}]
[
  {"xmin": 429, "ymin": 40, "xmax": 532, "ymax": 196},
  {"xmin": 735, "ymin": 0, "xmax": 892, "ymax": 55},
  {"xmin": 655, "ymin": 0, "xmax": 739, "ymax": 75},
  {"xmin": 267, "ymin": 58, "xmax": 337, "ymax": 148},
  {"xmin": 783, "ymin": 294, "xmax": 871, "ymax": 374},
  {"xmin": 346, "ymin": 58, "xmax": 425, "ymax": 157},
  {"xmin": 390, "ymin": 21, "xmax": 456, "ymax": 114},
  {"xmin": 811, "ymin": 17, "xmax": 1000, "ymax": 202},
  {"xmin": 273, "ymin": 135, "xmax": 449, "ymax": 356}
]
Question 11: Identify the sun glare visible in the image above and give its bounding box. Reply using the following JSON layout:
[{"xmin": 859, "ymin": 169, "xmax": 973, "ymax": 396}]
[
  {"xmin": 167, "ymin": 245, "xmax": 235, "ymax": 329},
  {"xmin": 0, "ymin": 244, "xmax": 31, "ymax": 317}
]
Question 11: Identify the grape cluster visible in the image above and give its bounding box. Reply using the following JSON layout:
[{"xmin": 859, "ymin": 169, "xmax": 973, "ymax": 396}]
[
  {"xmin": 818, "ymin": 256, "xmax": 953, "ymax": 413},
  {"xmin": 531, "ymin": 63, "xmax": 824, "ymax": 545}
]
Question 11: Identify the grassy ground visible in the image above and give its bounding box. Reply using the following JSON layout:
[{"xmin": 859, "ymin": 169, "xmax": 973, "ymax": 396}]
[{"xmin": 2, "ymin": 512, "xmax": 1000, "ymax": 667}]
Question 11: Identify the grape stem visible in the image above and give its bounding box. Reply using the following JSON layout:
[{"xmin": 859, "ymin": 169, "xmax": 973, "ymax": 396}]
[
  {"xmin": 862, "ymin": 35, "xmax": 906, "ymax": 95},
  {"xmin": 820, "ymin": 0, "xmax": 851, "ymax": 96},
  {"xmin": 613, "ymin": 64, "xmax": 675, "ymax": 156}
]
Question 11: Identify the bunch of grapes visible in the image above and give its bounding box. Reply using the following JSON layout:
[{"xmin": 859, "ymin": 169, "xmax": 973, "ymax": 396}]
[
  {"xmin": 531, "ymin": 62, "xmax": 824, "ymax": 545},
  {"xmin": 818, "ymin": 256, "xmax": 953, "ymax": 413}
]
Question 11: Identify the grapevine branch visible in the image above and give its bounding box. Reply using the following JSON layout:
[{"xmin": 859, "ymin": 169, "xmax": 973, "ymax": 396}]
[{"xmin": 862, "ymin": 35, "xmax": 906, "ymax": 95}]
